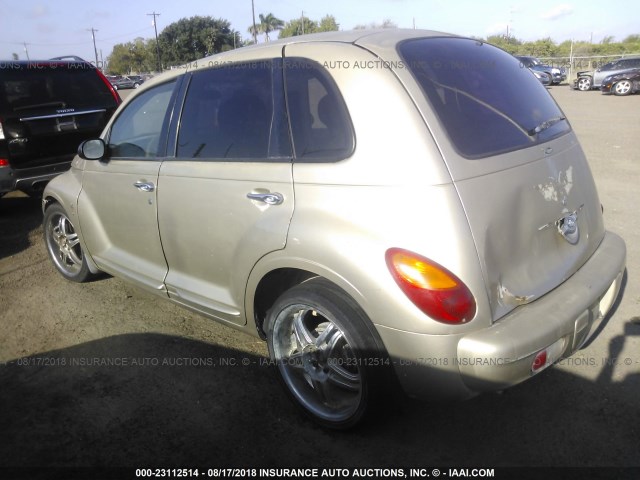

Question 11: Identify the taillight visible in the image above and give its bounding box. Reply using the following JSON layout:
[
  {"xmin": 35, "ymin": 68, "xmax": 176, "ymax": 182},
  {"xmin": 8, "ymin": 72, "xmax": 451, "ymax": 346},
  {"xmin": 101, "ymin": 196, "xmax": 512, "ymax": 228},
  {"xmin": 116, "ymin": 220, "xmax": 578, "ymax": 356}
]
[
  {"xmin": 385, "ymin": 248, "xmax": 476, "ymax": 324},
  {"xmin": 0, "ymin": 159, "xmax": 8, "ymax": 167},
  {"xmin": 95, "ymin": 68, "xmax": 122, "ymax": 105}
]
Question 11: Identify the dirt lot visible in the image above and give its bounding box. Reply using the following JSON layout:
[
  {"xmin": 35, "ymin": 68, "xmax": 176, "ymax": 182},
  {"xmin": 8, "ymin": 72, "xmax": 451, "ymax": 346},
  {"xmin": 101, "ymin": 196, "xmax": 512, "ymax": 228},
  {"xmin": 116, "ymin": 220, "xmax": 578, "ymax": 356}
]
[{"xmin": 1, "ymin": 86, "xmax": 639, "ymax": 477}]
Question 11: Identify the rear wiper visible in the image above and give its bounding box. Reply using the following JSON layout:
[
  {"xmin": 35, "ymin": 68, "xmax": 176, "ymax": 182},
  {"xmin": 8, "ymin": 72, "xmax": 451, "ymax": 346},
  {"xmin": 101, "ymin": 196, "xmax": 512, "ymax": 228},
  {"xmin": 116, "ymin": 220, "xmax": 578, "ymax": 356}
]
[
  {"xmin": 14, "ymin": 101, "xmax": 66, "ymax": 112},
  {"xmin": 423, "ymin": 75, "xmax": 533, "ymax": 140},
  {"xmin": 528, "ymin": 116, "xmax": 566, "ymax": 136}
]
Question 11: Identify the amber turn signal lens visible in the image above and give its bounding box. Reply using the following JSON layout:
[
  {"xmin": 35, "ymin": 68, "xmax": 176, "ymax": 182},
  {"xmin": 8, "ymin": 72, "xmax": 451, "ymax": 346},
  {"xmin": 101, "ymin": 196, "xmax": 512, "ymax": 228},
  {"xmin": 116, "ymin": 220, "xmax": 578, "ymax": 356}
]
[{"xmin": 386, "ymin": 248, "xmax": 476, "ymax": 324}]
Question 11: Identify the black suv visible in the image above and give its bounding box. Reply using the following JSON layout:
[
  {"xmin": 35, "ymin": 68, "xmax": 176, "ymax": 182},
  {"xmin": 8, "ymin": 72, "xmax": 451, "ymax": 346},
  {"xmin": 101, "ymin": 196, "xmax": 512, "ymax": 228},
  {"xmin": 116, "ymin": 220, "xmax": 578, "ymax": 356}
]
[{"xmin": 0, "ymin": 60, "xmax": 121, "ymax": 197}]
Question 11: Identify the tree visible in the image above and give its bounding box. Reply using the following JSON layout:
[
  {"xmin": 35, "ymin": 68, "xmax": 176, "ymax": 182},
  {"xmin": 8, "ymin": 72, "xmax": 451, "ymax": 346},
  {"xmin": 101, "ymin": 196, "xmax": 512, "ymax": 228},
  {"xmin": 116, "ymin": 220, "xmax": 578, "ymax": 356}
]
[
  {"xmin": 107, "ymin": 38, "xmax": 157, "ymax": 74},
  {"xmin": 158, "ymin": 16, "xmax": 235, "ymax": 66},
  {"xmin": 318, "ymin": 15, "xmax": 339, "ymax": 32},
  {"xmin": 486, "ymin": 34, "xmax": 521, "ymax": 54},
  {"xmin": 354, "ymin": 19, "xmax": 397, "ymax": 30},
  {"xmin": 11, "ymin": 53, "xmax": 18, "ymax": 61},
  {"xmin": 279, "ymin": 16, "xmax": 319, "ymax": 38},
  {"xmin": 258, "ymin": 13, "xmax": 284, "ymax": 41}
]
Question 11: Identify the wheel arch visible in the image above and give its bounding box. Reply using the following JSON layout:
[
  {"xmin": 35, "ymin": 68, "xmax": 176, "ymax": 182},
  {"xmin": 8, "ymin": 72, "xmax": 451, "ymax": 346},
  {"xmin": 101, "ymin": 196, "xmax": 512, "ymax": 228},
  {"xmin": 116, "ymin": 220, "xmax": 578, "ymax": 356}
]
[
  {"xmin": 42, "ymin": 188, "xmax": 101, "ymax": 275},
  {"xmin": 248, "ymin": 257, "xmax": 374, "ymax": 340},
  {"xmin": 246, "ymin": 245, "xmax": 392, "ymax": 338}
]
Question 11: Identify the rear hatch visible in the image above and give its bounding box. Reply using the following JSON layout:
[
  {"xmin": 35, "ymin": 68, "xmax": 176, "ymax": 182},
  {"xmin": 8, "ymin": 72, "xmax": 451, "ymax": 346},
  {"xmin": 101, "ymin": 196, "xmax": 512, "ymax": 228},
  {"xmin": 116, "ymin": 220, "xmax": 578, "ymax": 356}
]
[
  {"xmin": 397, "ymin": 37, "xmax": 605, "ymax": 322},
  {"xmin": 0, "ymin": 61, "xmax": 120, "ymax": 169}
]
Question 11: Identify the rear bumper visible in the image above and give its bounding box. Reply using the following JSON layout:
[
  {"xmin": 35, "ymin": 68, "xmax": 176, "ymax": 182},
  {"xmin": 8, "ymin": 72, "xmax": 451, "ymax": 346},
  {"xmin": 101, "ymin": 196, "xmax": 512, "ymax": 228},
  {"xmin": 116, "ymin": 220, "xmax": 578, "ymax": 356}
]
[
  {"xmin": 0, "ymin": 160, "xmax": 72, "ymax": 194},
  {"xmin": 377, "ymin": 231, "xmax": 626, "ymax": 400}
]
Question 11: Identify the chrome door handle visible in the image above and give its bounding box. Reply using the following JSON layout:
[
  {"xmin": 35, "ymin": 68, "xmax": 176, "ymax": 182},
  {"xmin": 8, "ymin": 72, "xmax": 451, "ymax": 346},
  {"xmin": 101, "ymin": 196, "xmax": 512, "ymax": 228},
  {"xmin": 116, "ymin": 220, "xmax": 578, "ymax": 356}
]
[
  {"xmin": 134, "ymin": 181, "xmax": 155, "ymax": 192},
  {"xmin": 246, "ymin": 192, "xmax": 284, "ymax": 205}
]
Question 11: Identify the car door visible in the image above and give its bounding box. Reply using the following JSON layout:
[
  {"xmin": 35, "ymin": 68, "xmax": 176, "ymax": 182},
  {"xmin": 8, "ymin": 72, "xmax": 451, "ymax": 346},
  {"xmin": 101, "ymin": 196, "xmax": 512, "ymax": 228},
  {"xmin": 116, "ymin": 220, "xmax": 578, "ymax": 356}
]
[
  {"xmin": 157, "ymin": 60, "xmax": 294, "ymax": 326},
  {"xmin": 78, "ymin": 79, "xmax": 178, "ymax": 293}
]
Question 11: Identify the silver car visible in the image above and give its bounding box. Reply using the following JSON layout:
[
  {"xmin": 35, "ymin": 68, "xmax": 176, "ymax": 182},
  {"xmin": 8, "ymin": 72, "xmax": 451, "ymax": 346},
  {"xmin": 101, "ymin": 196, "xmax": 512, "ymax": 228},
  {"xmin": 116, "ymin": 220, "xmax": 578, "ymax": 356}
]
[
  {"xmin": 575, "ymin": 56, "xmax": 640, "ymax": 90},
  {"xmin": 43, "ymin": 30, "xmax": 626, "ymax": 429}
]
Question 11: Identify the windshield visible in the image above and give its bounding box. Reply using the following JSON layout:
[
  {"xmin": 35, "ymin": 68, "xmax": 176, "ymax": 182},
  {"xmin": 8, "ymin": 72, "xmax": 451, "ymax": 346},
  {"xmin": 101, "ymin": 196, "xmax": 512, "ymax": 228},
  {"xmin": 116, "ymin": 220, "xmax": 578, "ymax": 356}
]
[{"xmin": 399, "ymin": 38, "xmax": 570, "ymax": 159}]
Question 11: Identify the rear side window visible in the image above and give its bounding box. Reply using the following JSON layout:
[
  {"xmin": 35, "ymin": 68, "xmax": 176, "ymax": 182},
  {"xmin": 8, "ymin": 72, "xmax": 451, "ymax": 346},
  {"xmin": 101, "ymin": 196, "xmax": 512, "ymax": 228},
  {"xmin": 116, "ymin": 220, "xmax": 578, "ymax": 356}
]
[
  {"xmin": 284, "ymin": 58, "xmax": 354, "ymax": 162},
  {"xmin": 0, "ymin": 62, "xmax": 118, "ymax": 112},
  {"xmin": 177, "ymin": 61, "xmax": 290, "ymax": 160},
  {"xmin": 399, "ymin": 38, "xmax": 570, "ymax": 159}
]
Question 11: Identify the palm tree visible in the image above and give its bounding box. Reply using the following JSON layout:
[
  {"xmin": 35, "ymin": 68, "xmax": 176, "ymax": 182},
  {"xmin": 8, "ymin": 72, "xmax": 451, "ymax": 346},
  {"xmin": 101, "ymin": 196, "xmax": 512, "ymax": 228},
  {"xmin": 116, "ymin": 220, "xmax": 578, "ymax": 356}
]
[{"xmin": 248, "ymin": 13, "xmax": 284, "ymax": 42}]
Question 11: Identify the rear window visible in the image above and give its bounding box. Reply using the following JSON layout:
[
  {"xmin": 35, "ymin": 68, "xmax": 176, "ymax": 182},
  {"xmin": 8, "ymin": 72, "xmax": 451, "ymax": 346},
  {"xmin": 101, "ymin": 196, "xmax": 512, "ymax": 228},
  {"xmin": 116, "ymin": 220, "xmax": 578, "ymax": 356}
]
[
  {"xmin": 399, "ymin": 38, "xmax": 570, "ymax": 159},
  {"xmin": 0, "ymin": 62, "xmax": 117, "ymax": 113}
]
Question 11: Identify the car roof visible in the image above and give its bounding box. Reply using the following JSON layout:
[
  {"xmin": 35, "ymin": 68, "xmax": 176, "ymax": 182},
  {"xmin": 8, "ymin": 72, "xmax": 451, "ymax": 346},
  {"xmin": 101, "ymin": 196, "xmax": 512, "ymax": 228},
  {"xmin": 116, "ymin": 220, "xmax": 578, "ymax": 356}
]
[{"xmin": 142, "ymin": 29, "xmax": 457, "ymax": 87}]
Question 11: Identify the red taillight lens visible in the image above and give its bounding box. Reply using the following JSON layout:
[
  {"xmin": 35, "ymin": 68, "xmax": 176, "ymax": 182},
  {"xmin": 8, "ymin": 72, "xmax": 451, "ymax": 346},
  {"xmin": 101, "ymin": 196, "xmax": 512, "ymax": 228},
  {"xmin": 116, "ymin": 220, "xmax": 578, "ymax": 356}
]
[
  {"xmin": 0, "ymin": 159, "xmax": 8, "ymax": 167},
  {"xmin": 95, "ymin": 68, "xmax": 122, "ymax": 105},
  {"xmin": 385, "ymin": 248, "xmax": 476, "ymax": 324}
]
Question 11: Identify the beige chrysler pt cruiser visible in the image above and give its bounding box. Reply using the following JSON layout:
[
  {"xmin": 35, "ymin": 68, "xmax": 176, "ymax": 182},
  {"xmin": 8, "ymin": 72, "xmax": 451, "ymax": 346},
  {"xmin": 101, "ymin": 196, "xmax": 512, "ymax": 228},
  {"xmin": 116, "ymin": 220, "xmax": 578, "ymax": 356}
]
[{"xmin": 42, "ymin": 30, "xmax": 626, "ymax": 429}]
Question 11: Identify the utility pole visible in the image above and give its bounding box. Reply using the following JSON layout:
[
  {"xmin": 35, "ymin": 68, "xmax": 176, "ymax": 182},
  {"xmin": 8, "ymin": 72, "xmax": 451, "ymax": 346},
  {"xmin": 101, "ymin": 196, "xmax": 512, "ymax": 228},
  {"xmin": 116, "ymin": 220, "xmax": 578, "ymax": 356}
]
[
  {"xmin": 251, "ymin": 0, "xmax": 258, "ymax": 44},
  {"xmin": 23, "ymin": 42, "xmax": 30, "ymax": 61},
  {"xmin": 147, "ymin": 12, "xmax": 162, "ymax": 72},
  {"xmin": 301, "ymin": 11, "xmax": 304, "ymax": 35},
  {"xmin": 87, "ymin": 28, "xmax": 99, "ymax": 67}
]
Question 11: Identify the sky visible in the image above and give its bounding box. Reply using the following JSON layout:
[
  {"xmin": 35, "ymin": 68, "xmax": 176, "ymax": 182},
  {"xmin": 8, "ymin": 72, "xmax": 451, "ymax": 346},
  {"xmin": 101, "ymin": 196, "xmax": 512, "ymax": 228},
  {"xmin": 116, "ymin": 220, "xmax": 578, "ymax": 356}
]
[{"xmin": 0, "ymin": 0, "xmax": 637, "ymax": 62}]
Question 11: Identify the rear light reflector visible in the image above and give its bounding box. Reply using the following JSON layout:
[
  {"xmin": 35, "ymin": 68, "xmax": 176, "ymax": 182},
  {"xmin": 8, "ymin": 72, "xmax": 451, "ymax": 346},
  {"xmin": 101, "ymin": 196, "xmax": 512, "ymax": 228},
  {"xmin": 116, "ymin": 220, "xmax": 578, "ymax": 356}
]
[
  {"xmin": 532, "ymin": 351, "xmax": 547, "ymax": 372},
  {"xmin": 0, "ymin": 159, "xmax": 9, "ymax": 167},
  {"xmin": 385, "ymin": 248, "xmax": 476, "ymax": 324},
  {"xmin": 531, "ymin": 338, "xmax": 566, "ymax": 374}
]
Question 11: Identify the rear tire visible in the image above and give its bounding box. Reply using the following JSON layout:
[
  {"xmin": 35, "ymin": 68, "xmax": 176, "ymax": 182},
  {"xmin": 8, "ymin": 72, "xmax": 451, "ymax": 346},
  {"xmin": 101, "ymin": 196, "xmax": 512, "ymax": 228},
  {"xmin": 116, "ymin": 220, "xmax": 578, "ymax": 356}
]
[{"xmin": 266, "ymin": 278, "xmax": 391, "ymax": 429}]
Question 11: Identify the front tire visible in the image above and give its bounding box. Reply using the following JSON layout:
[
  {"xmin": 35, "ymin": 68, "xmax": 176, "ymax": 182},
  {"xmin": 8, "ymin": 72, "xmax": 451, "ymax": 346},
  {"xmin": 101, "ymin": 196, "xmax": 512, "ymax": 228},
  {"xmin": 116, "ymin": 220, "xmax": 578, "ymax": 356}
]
[
  {"xmin": 613, "ymin": 80, "xmax": 632, "ymax": 96},
  {"xmin": 43, "ymin": 203, "xmax": 95, "ymax": 282},
  {"xmin": 577, "ymin": 76, "xmax": 592, "ymax": 91},
  {"xmin": 266, "ymin": 278, "xmax": 390, "ymax": 429}
]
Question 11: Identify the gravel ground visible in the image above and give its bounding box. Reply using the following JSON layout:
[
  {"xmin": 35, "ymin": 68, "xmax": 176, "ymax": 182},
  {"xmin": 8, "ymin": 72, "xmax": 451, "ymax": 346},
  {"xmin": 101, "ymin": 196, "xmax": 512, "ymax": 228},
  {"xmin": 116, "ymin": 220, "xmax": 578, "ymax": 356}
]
[{"xmin": 0, "ymin": 85, "xmax": 638, "ymax": 478}]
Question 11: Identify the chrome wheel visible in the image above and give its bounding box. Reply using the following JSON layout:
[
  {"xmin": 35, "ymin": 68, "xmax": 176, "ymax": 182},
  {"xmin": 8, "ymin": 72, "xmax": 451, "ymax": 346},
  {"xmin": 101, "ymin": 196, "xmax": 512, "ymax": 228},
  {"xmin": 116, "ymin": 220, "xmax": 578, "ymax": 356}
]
[
  {"xmin": 271, "ymin": 304, "xmax": 362, "ymax": 424},
  {"xmin": 44, "ymin": 204, "xmax": 94, "ymax": 282},
  {"xmin": 266, "ymin": 278, "xmax": 391, "ymax": 428},
  {"xmin": 577, "ymin": 77, "xmax": 592, "ymax": 91},
  {"xmin": 614, "ymin": 80, "xmax": 631, "ymax": 96}
]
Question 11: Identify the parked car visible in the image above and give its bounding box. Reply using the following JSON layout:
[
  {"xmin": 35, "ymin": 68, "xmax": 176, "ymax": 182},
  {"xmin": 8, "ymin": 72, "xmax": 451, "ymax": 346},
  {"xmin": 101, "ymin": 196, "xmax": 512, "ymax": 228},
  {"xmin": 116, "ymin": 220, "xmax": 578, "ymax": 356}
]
[
  {"xmin": 127, "ymin": 75, "xmax": 145, "ymax": 88},
  {"xmin": 530, "ymin": 68, "xmax": 551, "ymax": 85},
  {"xmin": 516, "ymin": 56, "xmax": 566, "ymax": 84},
  {"xmin": 109, "ymin": 75, "xmax": 136, "ymax": 90},
  {"xmin": 42, "ymin": 30, "xmax": 626, "ymax": 429},
  {"xmin": 574, "ymin": 56, "xmax": 640, "ymax": 91},
  {"xmin": 0, "ymin": 60, "xmax": 121, "ymax": 197},
  {"xmin": 600, "ymin": 68, "xmax": 640, "ymax": 96}
]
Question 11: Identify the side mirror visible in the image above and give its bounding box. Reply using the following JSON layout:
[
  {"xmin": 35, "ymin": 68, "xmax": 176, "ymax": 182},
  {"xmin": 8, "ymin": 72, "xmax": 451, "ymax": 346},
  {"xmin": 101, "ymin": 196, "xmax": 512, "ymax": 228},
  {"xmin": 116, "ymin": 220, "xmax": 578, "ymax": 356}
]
[{"xmin": 78, "ymin": 139, "xmax": 106, "ymax": 160}]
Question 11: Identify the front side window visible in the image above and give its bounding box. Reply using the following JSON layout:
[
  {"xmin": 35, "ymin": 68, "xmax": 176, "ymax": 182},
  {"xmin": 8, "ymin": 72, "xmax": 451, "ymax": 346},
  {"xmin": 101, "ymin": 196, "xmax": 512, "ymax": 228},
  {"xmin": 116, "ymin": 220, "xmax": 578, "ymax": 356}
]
[
  {"xmin": 108, "ymin": 80, "xmax": 176, "ymax": 158},
  {"xmin": 399, "ymin": 38, "xmax": 570, "ymax": 159},
  {"xmin": 284, "ymin": 58, "xmax": 354, "ymax": 162}
]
